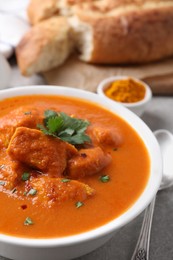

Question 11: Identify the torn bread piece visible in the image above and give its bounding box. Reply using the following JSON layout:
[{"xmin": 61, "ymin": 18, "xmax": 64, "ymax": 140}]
[{"xmin": 16, "ymin": 17, "xmax": 74, "ymax": 76}]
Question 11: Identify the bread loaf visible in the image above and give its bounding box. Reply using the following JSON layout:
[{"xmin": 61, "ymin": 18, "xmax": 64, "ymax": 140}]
[
  {"xmin": 72, "ymin": 0, "xmax": 173, "ymax": 64},
  {"xmin": 16, "ymin": 0, "xmax": 173, "ymax": 76}
]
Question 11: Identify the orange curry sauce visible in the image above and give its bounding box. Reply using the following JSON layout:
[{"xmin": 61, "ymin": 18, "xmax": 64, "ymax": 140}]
[{"xmin": 0, "ymin": 95, "xmax": 150, "ymax": 238}]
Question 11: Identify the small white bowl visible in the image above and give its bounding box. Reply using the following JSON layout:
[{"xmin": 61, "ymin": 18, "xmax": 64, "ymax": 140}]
[{"xmin": 97, "ymin": 76, "xmax": 152, "ymax": 116}]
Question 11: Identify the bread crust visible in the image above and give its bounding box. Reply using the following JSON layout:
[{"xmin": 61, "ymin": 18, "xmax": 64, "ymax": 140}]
[
  {"xmin": 27, "ymin": 0, "xmax": 59, "ymax": 25},
  {"xmin": 27, "ymin": 0, "xmax": 96, "ymax": 25},
  {"xmin": 75, "ymin": 1, "xmax": 173, "ymax": 64}
]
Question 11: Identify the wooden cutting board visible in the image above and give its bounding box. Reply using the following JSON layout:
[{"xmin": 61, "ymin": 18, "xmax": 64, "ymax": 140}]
[{"xmin": 43, "ymin": 55, "xmax": 173, "ymax": 95}]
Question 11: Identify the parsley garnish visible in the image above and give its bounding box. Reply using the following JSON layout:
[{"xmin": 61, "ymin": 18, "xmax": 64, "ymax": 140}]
[
  {"xmin": 61, "ymin": 179, "xmax": 71, "ymax": 183},
  {"xmin": 24, "ymin": 217, "xmax": 33, "ymax": 226},
  {"xmin": 0, "ymin": 181, "xmax": 6, "ymax": 186},
  {"xmin": 24, "ymin": 111, "xmax": 32, "ymax": 115},
  {"xmin": 11, "ymin": 188, "xmax": 17, "ymax": 193},
  {"xmin": 37, "ymin": 110, "xmax": 91, "ymax": 145},
  {"xmin": 22, "ymin": 172, "xmax": 30, "ymax": 181},
  {"xmin": 75, "ymin": 201, "xmax": 84, "ymax": 208},
  {"xmin": 27, "ymin": 188, "xmax": 37, "ymax": 196},
  {"xmin": 99, "ymin": 175, "xmax": 110, "ymax": 183}
]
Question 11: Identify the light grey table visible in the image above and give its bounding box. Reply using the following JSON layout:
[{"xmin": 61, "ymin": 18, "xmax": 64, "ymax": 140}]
[{"xmin": 1, "ymin": 61, "xmax": 173, "ymax": 260}]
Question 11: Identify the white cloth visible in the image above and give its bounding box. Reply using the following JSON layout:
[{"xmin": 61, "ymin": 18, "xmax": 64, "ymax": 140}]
[{"xmin": 0, "ymin": 0, "xmax": 30, "ymax": 58}]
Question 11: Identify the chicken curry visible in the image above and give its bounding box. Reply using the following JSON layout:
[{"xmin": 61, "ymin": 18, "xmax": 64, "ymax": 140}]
[{"xmin": 0, "ymin": 95, "xmax": 150, "ymax": 238}]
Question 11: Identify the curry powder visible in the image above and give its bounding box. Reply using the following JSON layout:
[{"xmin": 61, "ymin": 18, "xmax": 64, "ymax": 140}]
[{"xmin": 104, "ymin": 78, "xmax": 146, "ymax": 103}]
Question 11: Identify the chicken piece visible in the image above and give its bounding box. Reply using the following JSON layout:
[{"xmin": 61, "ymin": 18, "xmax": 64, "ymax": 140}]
[
  {"xmin": 0, "ymin": 106, "xmax": 42, "ymax": 129},
  {"xmin": 0, "ymin": 127, "xmax": 14, "ymax": 148},
  {"xmin": 0, "ymin": 161, "xmax": 17, "ymax": 190},
  {"xmin": 29, "ymin": 176, "xmax": 95, "ymax": 207},
  {"xmin": 87, "ymin": 126, "xmax": 123, "ymax": 148},
  {"xmin": 65, "ymin": 141, "xmax": 79, "ymax": 158},
  {"xmin": 0, "ymin": 107, "xmax": 43, "ymax": 147},
  {"xmin": 67, "ymin": 147, "xmax": 112, "ymax": 178},
  {"xmin": 0, "ymin": 154, "xmax": 25, "ymax": 190},
  {"xmin": 7, "ymin": 127, "xmax": 69, "ymax": 177}
]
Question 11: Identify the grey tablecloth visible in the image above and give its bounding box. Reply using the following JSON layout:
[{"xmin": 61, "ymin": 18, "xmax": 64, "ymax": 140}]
[
  {"xmin": 77, "ymin": 97, "xmax": 173, "ymax": 260},
  {"xmin": 1, "ymin": 62, "xmax": 173, "ymax": 260}
]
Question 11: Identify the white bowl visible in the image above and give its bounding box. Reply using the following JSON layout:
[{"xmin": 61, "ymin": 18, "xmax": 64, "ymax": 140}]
[
  {"xmin": 97, "ymin": 76, "xmax": 152, "ymax": 116},
  {"xmin": 0, "ymin": 86, "xmax": 162, "ymax": 260}
]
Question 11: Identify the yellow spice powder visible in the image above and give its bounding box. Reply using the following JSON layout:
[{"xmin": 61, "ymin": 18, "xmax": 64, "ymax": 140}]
[{"xmin": 104, "ymin": 78, "xmax": 146, "ymax": 103}]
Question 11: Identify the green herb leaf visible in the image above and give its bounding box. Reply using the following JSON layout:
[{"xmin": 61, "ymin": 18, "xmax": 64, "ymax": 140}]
[
  {"xmin": 37, "ymin": 110, "xmax": 91, "ymax": 145},
  {"xmin": 37, "ymin": 124, "xmax": 55, "ymax": 136},
  {"xmin": 0, "ymin": 181, "xmax": 6, "ymax": 186},
  {"xmin": 44, "ymin": 110, "xmax": 58, "ymax": 118},
  {"xmin": 28, "ymin": 188, "xmax": 37, "ymax": 196},
  {"xmin": 43, "ymin": 110, "xmax": 58, "ymax": 126},
  {"xmin": 75, "ymin": 201, "xmax": 84, "ymax": 208},
  {"xmin": 24, "ymin": 217, "xmax": 33, "ymax": 226},
  {"xmin": 99, "ymin": 175, "xmax": 110, "ymax": 183},
  {"xmin": 24, "ymin": 111, "xmax": 31, "ymax": 115},
  {"xmin": 60, "ymin": 133, "xmax": 91, "ymax": 145},
  {"xmin": 61, "ymin": 179, "xmax": 71, "ymax": 183},
  {"xmin": 11, "ymin": 188, "xmax": 17, "ymax": 193},
  {"xmin": 46, "ymin": 116, "xmax": 64, "ymax": 133},
  {"xmin": 22, "ymin": 172, "xmax": 30, "ymax": 181}
]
